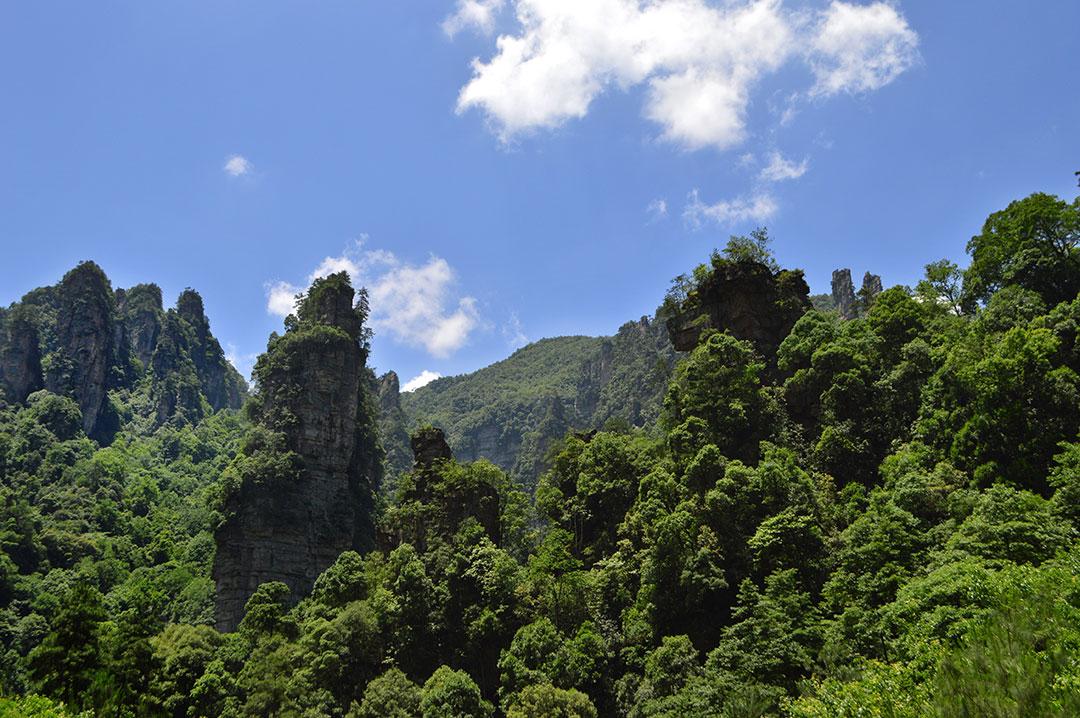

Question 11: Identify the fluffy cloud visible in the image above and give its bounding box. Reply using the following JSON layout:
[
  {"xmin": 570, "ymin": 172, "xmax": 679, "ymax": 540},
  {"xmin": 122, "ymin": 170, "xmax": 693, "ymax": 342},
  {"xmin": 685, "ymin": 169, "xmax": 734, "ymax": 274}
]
[
  {"xmin": 759, "ymin": 151, "xmax": 809, "ymax": 182},
  {"xmin": 453, "ymin": 1, "xmax": 917, "ymax": 150},
  {"xmin": 683, "ymin": 189, "xmax": 777, "ymax": 228},
  {"xmin": 223, "ymin": 154, "xmax": 252, "ymax": 177},
  {"xmin": 402, "ymin": 370, "xmax": 443, "ymax": 392},
  {"xmin": 265, "ymin": 281, "xmax": 300, "ymax": 318},
  {"xmin": 809, "ymin": 1, "xmax": 919, "ymax": 96},
  {"xmin": 266, "ymin": 242, "xmax": 481, "ymax": 359},
  {"xmin": 443, "ymin": 0, "xmax": 505, "ymax": 37}
]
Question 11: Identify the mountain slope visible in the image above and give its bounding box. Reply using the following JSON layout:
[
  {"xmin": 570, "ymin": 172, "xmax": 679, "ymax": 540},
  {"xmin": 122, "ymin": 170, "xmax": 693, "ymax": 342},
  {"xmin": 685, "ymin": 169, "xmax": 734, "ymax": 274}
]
[{"xmin": 390, "ymin": 314, "xmax": 677, "ymax": 490}]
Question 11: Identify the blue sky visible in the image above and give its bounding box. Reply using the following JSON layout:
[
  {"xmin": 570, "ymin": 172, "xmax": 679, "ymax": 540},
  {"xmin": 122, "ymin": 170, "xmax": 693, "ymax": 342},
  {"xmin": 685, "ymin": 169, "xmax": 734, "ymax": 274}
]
[{"xmin": 1, "ymin": 1, "xmax": 1078, "ymax": 390}]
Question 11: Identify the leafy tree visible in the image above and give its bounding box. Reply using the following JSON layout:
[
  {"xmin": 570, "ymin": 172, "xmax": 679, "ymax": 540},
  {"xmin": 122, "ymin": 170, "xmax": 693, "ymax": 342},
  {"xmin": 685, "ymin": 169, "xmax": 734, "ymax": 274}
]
[
  {"xmin": 664, "ymin": 332, "xmax": 773, "ymax": 462},
  {"xmin": 505, "ymin": 683, "xmax": 597, "ymax": 718},
  {"xmin": 350, "ymin": 667, "xmax": 422, "ymax": 718},
  {"xmin": 963, "ymin": 192, "xmax": 1080, "ymax": 309},
  {"xmin": 420, "ymin": 665, "xmax": 493, "ymax": 718},
  {"xmin": 27, "ymin": 582, "xmax": 105, "ymax": 711}
]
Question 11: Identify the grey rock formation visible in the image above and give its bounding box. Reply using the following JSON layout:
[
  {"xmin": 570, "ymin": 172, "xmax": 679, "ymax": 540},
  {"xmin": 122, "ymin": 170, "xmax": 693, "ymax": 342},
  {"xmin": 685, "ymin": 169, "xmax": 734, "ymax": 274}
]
[
  {"xmin": 831, "ymin": 269, "xmax": 858, "ymax": 320},
  {"xmin": 213, "ymin": 273, "xmax": 378, "ymax": 632},
  {"xmin": 117, "ymin": 283, "xmax": 163, "ymax": 370},
  {"xmin": 666, "ymin": 260, "xmax": 811, "ymax": 361},
  {"xmin": 860, "ymin": 272, "xmax": 883, "ymax": 309},
  {"xmin": 45, "ymin": 262, "xmax": 117, "ymax": 441},
  {"xmin": 376, "ymin": 371, "xmax": 413, "ymax": 493},
  {"xmin": 0, "ymin": 309, "xmax": 43, "ymax": 403},
  {"xmin": 176, "ymin": 290, "xmax": 245, "ymax": 412}
]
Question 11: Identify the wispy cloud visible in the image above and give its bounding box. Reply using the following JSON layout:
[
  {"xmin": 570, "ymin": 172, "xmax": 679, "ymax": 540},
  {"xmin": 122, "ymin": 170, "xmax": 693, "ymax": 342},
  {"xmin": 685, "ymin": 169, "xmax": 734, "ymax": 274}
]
[
  {"xmin": 683, "ymin": 189, "xmax": 777, "ymax": 229},
  {"xmin": 502, "ymin": 313, "xmax": 528, "ymax": 349},
  {"xmin": 223, "ymin": 154, "xmax": 252, "ymax": 177},
  {"xmin": 759, "ymin": 151, "xmax": 809, "ymax": 182},
  {"xmin": 646, "ymin": 198, "xmax": 669, "ymax": 223},
  {"xmin": 401, "ymin": 370, "xmax": 443, "ymax": 393}
]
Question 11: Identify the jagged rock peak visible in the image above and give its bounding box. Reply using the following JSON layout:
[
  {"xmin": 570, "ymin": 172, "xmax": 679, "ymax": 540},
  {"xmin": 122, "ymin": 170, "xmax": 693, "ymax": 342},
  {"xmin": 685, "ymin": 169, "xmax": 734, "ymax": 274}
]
[
  {"xmin": 831, "ymin": 269, "xmax": 858, "ymax": 320},
  {"xmin": 213, "ymin": 271, "xmax": 378, "ymax": 632},
  {"xmin": 861, "ymin": 272, "xmax": 883, "ymax": 306},
  {"xmin": 117, "ymin": 283, "xmax": 164, "ymax": 369},
  {"xmin": 46, "ymin": 261, "xmax": 117, "ymax": 441},
  {"xmin": 378, "ymin": 371, "xmax": 401, "ymax": 410},
  {"xmin": 666, "ymin": 258, "xmax": 811, "ymax": 361},
  {"xmin": 297, "ymin": 272, "xmax": 365, "ymax": 341},
  {"xmin": 411, "ymin": 426, "xmax": 453, "ymax": 470}
]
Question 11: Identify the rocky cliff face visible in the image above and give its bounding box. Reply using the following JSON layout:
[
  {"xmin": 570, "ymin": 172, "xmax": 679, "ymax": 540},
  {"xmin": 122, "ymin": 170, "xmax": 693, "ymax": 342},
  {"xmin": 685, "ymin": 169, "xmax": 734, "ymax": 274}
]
[
  {"xmin": 213, "ymin": 273, "xmax": 379, "ymax": 632},
  {"xmin": 117, "ymin": 283, "xmax": 163, "ymax": 370},
  {"xmin": 44, "ymin": 262, "xmax": 118, "ymax": 441},
  {"xmin": 666, "ymin": 260, "xmax": 811, "ymax": 362},
  {"xmin": 832, "ymin": 269, "xmax": 884, "ymax": 320},
  {"xmin": 831, "ymin": 269, "xmax": 858, "ymax": 320},
  {"xmin": 176, "ymin": 290, "xmax": 245, "ymax": 412},
  {"xmin": 376, "ymin": 371, "xmax": 414, "ymax": 493},
  {"xmin": 0, "ymin": 308, "xmax": 44, "ymax": 403},
  {"xmin": 0, "ymin": 263, "xmax": 244, "ymax": 439}
]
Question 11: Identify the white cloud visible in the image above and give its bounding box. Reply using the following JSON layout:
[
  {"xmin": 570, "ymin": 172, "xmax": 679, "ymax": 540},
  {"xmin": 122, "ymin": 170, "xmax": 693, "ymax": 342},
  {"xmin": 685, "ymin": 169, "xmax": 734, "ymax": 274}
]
[
  {"xmin": 809, "ymin": 1, "xmax": 919, "ymax": 97},
  {"xmin": 402, "ymin": 370, "xmax": 443, "ymax": 393},
  {"xmin": 683, "ymin": 188, "xmax": 777, "ymax": 228},
  {"xmin": 759, "ymin": 151, "xmax": 809, "ymax": 182},
  {"xmin": 646, "ymin": 198, "xmax": 668, "ymax": 222},
  {"xmin": 503, "ymin": 313, "xmax": 529, "ymax": 349},
  {"xmin": 223, "ymin": 154, "xmax": 252, "ymax": 177},
  {"xmin": 443, "ymin": 0, "xmax": 505, "ymax": 37},
  {"xmin": 266, "ymin": 281, "xmax": 300, "ymax": 318},
  {"xmin": 453, "ymin": 0, "xmax": 917, "ymax": 150},
  {"xmin": 265, "ymin": 240, "xmax": 482, "ymax": 359}
]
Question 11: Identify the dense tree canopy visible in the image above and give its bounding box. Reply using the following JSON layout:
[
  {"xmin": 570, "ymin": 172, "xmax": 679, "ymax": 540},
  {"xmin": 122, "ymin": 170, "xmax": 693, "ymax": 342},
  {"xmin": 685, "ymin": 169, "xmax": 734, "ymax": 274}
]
[{"xmin": 1, "ymin": 190, "xmax": 1079, "ymax": 716}]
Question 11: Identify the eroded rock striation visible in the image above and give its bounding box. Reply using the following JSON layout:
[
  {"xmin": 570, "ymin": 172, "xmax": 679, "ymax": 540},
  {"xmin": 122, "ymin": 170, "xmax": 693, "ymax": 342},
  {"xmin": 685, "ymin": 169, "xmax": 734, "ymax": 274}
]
[
  {"xmin": 666, "ymin": 259, "xmax": 811, "ymax": 361},
  {"xmin": 44, "ymin": 262, "xmax": 119, "ymax": 441},
  {"xmin": 831, "ymin": 269, "xmax": 858, "ymax": 320},
  {"xmin": 0, "ymin": 307, "xmax": 44, "ymax": 403},
  {"xmin": 213, "ymin": 272, "xmax": 380, "ymax": 632}
]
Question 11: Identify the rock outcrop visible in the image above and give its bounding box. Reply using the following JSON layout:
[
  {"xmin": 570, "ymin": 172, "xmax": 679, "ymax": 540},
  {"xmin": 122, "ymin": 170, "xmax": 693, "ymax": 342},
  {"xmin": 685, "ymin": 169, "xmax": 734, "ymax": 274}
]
[
  {"xmin": 0, "ymin": 308, "xmax": 44, "ymax": 403},
  {"xmin": 831, "ymin": 269, "xmax": 858, "ymax": 320},
  {"xmin": 176, "ymin": 290, "xmax": 245, "ymax": 412},
  {"xmin": 376, "ymin": 371, "xmax": 413, "ymax": 493},
  {"xmin": 213, "ymin": 272, "xmax": 379, "ymax": 632},
  {"xmin": 45, "ymin": 262, "xmax": 118, "ymax": 441},
  {"xmin": 1, "ymin": 263, "xmax": 243, "ymax": 440},
  {"xmin": 831, "ymin": 269, "xmax": 884, "ymax": 320},
  {"xmin": 666, "ymin": 260, "xmax": 811, "ymax": 361},
  {"xmin": 860, "ymin": 272, "xmax": 883, "ymax": 309},
  {"xmin": 117, "ymin": 283, "xmax": 163, "ymax": 370},
  {"xmin": 382, "ymin": 426, "xmax": 500, "ymax": 551}
]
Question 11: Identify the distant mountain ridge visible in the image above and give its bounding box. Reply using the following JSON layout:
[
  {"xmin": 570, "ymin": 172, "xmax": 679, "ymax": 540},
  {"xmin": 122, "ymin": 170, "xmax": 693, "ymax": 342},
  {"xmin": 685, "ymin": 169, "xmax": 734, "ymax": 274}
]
[{"xmin": 379, "ymin": 313, "xmax": 678, "ymax": 491}]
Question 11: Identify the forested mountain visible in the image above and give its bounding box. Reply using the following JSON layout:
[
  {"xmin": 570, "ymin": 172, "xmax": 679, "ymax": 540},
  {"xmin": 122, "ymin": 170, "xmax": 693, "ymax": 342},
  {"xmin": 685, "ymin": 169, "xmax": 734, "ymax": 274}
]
[
  {"xmin": 1, "ymin": 190, "xmax": 1079, "ymax": 717},
  {"xmin": 388, "ymin": 315, "xmax": 677, "ymax": 492}
]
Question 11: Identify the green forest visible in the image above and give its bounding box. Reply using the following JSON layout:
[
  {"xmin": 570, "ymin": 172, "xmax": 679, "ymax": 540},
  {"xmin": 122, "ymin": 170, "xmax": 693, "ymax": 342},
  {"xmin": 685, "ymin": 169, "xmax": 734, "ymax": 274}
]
[{"xmin": 1, "ymin": 189, "xmax": 1079, "ymax": 717}]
